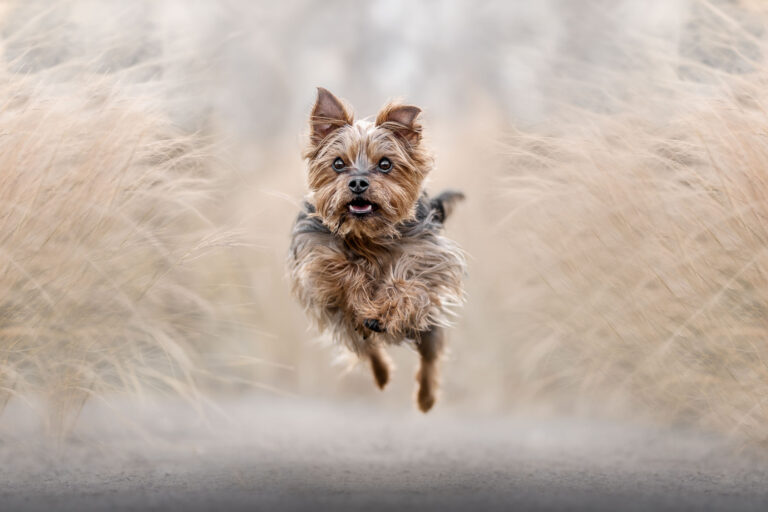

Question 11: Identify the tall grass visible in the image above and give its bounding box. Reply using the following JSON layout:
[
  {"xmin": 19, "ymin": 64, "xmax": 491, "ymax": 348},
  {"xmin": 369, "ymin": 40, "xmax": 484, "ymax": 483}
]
[
  {"xmin": 500, "ymin": 61, "xmax": 768, "ymax": 441},
  {"xmin": 0, "ymin": 72, "xmax": 232, "ymax": 435}
]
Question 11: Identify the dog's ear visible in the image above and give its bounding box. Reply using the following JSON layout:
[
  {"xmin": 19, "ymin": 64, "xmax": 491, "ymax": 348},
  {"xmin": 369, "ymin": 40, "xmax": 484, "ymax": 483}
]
[
  {"xmin": 310, "ymin": 87, "xmax": 353, "ymax": 145},
  {"xmin": 375, "ymin": 103, "xmax": 422, "ymax": 145}
]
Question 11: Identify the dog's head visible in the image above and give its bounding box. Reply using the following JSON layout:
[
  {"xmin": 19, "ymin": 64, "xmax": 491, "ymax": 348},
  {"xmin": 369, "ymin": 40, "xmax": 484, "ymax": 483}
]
[{"xmin": 304, "ymin": 88, "xmax": 432, "ymax": 239}]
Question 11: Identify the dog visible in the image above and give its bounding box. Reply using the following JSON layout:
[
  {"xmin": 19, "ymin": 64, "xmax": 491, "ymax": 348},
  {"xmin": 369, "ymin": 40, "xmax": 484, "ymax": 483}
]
[{"xmin": 288, "ymin": 88, "xmax": 465, "ymax": 412}]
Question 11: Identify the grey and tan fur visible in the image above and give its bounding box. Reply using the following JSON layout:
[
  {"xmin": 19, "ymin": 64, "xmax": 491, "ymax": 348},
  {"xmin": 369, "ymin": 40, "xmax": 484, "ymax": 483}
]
[{"xmin": 288, "ymin": 88, "xmax": 465, "ymax": 412}]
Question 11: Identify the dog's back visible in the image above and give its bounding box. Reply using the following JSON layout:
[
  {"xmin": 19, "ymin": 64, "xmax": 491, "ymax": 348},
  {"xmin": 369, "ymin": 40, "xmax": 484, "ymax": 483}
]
[{"xmin": 429, "ymin": 190, "xmax": 465, "ymax": 224}]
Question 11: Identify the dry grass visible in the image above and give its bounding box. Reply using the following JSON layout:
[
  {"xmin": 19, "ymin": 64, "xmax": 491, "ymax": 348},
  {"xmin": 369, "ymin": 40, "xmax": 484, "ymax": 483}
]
[
  {"xmin": 0, "ymin": 1, "xmax": 271, "ymax": 438},
  {"xmin": 499, "ymin": 63, "xmax": 768, "ymax": 442},
  {"xmin": 0, "ymin": 71, "xmax": 234, "ymax": 435}
]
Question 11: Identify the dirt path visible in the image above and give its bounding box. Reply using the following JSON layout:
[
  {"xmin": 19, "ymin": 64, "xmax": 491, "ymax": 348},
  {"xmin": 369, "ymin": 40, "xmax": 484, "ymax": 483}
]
[{"xmin": 1, "ymin": 397, "xmax": 767, "ymax": 511}]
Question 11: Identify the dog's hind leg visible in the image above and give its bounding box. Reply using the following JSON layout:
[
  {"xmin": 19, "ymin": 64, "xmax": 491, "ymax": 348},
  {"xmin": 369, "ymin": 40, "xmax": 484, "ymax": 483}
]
[
  {"xmin": 415, "ymin": 326, "xmax": 444, "ymax": 412},
  {"xmin": 366, "ymin": 343, "xmax": 392, "ymax": 390}
]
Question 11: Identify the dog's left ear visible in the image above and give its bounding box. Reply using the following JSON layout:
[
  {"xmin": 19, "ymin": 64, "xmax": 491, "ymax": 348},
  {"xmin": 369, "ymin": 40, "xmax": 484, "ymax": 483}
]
[
  {"xmin": 376, "ymin": 104, "xmax": 422, "ymax": 145},
  {"xmin": 310, "ymin": 87, "xmax": 353, "ymax": 145}
]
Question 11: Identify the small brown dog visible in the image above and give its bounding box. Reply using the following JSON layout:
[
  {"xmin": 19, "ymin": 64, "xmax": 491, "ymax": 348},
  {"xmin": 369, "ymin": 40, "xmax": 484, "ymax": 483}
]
[{"xmin": 288, "ymin": 88, "xmax": 465, "ymax": 412}]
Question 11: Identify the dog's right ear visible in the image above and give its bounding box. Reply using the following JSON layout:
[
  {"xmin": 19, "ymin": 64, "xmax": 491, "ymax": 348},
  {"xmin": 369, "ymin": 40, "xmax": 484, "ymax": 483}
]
[{"xmin": 310, "ymin": 87, "xmax": 353, "ymax": 145}]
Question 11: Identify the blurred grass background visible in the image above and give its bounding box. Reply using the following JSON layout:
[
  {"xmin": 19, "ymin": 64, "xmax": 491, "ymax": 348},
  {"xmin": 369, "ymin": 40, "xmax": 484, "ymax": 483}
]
[{"xmin": 4, "ymin": 0, "xmax": 768, "ymax": 444}]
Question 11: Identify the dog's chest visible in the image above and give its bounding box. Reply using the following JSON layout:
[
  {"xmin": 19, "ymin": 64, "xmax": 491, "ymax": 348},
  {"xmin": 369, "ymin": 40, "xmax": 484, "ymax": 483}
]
[
  {"xmin": 340, "ymin": 242, "xmax": 414, "ymax": 287},
  {"xmin": 348, "ymin": 251, "xmax": 397, "ymax": 284}
]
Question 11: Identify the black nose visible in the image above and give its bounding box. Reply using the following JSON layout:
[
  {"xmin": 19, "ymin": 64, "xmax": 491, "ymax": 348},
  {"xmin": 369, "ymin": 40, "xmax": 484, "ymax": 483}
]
[{"xmin": 348, "ymin": 177, "xmax": 369, "ymax": 194}]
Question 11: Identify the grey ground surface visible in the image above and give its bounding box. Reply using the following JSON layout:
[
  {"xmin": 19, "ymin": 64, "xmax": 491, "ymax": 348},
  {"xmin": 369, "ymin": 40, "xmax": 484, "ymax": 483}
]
[{"xmin": 1, "ymin": 397, "xmax": 768, "ymax": 512}]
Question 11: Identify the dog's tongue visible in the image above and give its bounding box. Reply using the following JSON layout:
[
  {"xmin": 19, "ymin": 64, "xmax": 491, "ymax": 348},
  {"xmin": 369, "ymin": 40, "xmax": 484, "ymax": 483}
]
[{"xmin": 349, "ymin": 203, "xmax": 373, "ymax": 214}]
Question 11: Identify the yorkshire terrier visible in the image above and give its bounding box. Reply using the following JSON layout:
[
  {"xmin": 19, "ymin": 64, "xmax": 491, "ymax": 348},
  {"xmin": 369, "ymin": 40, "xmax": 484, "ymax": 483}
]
[{"xmin": 288, "ymin": 88, "xmax": 465, "ymax": 412}]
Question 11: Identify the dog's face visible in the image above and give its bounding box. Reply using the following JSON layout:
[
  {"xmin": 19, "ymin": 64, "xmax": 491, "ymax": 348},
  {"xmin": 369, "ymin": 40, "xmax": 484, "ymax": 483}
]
[{"xmin": 304, "ymin": 88, "xmax": 432, "ymax": 239}]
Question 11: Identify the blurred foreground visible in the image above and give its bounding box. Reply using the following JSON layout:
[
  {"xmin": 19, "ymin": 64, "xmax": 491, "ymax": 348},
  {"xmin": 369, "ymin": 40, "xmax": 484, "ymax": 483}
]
[{"xmin": 3, "ymin": 396, "xmax": 768, "ymax": 512}]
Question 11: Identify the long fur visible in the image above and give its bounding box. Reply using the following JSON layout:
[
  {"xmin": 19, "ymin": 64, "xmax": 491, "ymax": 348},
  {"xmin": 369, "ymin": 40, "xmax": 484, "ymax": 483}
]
[{"xmin": 288, "ymin": 88, "xmax": 466, "ymax": 411}]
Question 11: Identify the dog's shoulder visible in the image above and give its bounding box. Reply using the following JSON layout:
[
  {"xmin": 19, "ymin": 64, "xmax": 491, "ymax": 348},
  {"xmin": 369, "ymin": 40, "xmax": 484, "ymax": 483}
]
[
  {"xmin": 289, "ymin": 202, "xmax": 335, "ymax": 259},
  {"xmin": 292, "ymin": 202, "xmax": 330, "ymax": 237}
]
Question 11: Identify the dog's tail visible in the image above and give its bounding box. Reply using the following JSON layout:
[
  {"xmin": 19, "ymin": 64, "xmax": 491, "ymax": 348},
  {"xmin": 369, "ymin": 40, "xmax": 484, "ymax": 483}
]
[{"xmin": 430, "ymin": 189, "xmax": 465, "ymax": 224}]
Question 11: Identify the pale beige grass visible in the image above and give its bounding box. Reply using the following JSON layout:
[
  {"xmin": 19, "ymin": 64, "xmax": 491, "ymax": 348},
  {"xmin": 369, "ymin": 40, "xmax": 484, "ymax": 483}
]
[
  {"xmin": 0, "ymin": 72, "xmax": 235, "ymax": 435},
  {"xmin": 500, "ymin": 69, "xmax": 768, "ymax": 442}
]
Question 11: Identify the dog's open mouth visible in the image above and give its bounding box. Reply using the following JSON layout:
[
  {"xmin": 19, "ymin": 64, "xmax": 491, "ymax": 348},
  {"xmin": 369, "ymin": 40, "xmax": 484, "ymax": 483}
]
[{"xmin": 348, "ymin": 198, "xmax": 376, "ymax": 216}]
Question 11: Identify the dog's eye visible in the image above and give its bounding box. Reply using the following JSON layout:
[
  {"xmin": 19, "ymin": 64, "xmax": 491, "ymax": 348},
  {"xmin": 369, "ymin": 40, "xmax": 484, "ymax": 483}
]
[
  {"xmin": 378, "ymin": 157, "xmax": 392, "ymax": 172},
  {"xmin": 332, "ymin": 157, "xmax": 345, "ymax": 172}
]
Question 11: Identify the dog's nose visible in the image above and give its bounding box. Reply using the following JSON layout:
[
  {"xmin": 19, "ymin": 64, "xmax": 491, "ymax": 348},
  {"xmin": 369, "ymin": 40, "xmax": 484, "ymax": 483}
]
[{"xmin": 348, "ymin": 177, "xmax": 369, "ymax": 194}]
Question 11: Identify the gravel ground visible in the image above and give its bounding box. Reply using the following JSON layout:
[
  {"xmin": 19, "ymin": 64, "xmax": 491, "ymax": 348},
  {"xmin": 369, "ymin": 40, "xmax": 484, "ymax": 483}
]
[{"xmin": 1, "ymin": 397, "xmax": 767, "ymax": 512}]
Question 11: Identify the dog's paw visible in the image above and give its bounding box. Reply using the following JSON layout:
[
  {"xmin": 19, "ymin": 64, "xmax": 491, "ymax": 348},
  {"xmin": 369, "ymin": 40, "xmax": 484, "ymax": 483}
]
[
  {"xmin": 417, "ymin": 385, "xmax": 436, "ymax": 412},
  {"xmin": 416, "ymin": 366, "xmax": 438, "ymax": 413},
  {"xmin": 364, "ymin": 318, "xmax": 385, "ymax": 333}
]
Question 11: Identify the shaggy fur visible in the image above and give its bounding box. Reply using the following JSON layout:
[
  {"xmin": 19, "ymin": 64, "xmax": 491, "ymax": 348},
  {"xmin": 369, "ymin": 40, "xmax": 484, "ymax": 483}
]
[{"xmin": 288, "ymin": 88, "xmax": 466, "ymax": 412}]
